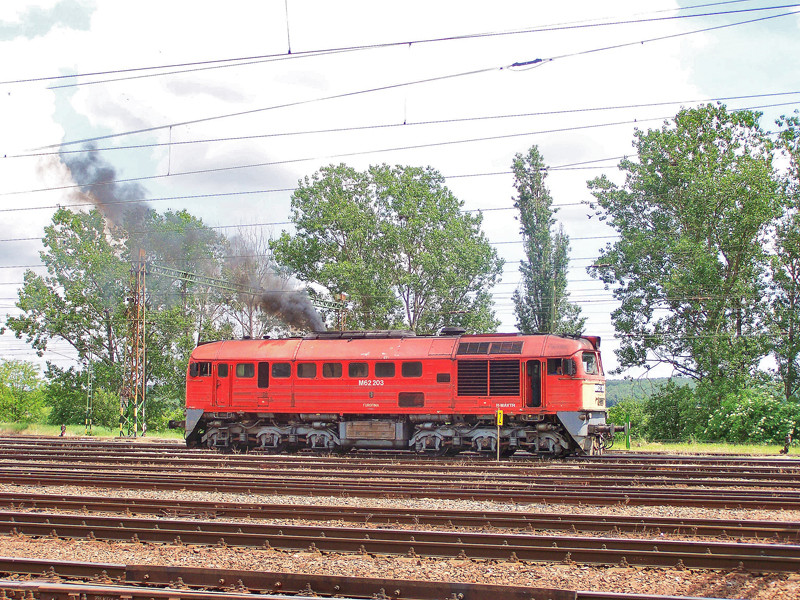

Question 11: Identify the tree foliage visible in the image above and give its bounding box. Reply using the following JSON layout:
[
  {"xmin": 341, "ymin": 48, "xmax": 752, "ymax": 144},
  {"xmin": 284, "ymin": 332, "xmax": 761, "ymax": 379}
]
[
  {"xmin": 223, "ymin": 227, "xmax": 293, "ymax": 338},
  {"xmin": 5, "ymin": 207, "xmax": 233, "ymax": 426},
  {"xmin": 510, "ymin": 146, "xmax": 585, "ymax": 335},
  {"xmin": 0, "ymin": 359, "xmax": 45, "ymax": 422},
  {"xmin": 6, "ymin": 208, "xmax": 128, "ymax": 368},
  {"xmin": 588, "ymin": 104, "xmax": 781, "ymax": 386},
  {"xmin": 704, "ymin": 386, "xmax": 800, "ymax": 444},
  {"xmin": 769, "ymin": 114, "xmax": 800, "ymax": 401},
  {"xmin": 128, "ymin": 209, "xmax": 233, "ymax": 397},
  {"xmin": 271, "ymin": 164, "xmax": 504, "ymax": 333}
]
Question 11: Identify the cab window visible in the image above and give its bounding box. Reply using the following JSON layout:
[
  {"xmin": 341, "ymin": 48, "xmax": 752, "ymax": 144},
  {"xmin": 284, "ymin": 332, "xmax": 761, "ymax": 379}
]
[
  {"xmin": 582, "ymin": 352, "xmax": 599, "ymax": 375},
  {"xmin": 375, "ymin": 362, "xmax": 395, "ymax": 377},
  {"xmin": 348, "ymin": 362, "xmax": 368, "ymax": 378},
  {"xmin": 189, "ymin": 362, "xmax": 212, "ymax": 377},
  {"xmin": 272, "ymin": 363, "xmax": 291, "ymax": 378},
  {"xmin": 546, "ymin": 359, "xmax": 562, "ymax": 375},
  {"xmin": 402, "ymin": 361, "xmax": 423, "ymax": 377}
]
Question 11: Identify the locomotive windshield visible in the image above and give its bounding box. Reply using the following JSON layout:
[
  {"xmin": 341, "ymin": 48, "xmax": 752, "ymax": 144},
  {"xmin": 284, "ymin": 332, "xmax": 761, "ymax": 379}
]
[{"xmin": 582, "ymin": 352, "xmax": 599, "ymax": 375}]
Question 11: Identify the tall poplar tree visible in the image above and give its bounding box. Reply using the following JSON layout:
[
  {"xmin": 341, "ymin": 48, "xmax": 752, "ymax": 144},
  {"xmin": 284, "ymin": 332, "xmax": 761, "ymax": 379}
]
[{"xmin": 511, "ymin": 146, "xmax": 584, "ymax": 334}]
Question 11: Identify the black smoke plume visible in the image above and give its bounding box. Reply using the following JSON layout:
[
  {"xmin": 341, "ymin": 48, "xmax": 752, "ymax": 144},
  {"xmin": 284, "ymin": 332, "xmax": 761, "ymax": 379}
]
[
  {"xmin": 62, "ymin": 145, "xmax": 149, "ymax": 228},
  {"xmin": 260, "ymin": 286, "xmax": 326, "ymax": 333}
]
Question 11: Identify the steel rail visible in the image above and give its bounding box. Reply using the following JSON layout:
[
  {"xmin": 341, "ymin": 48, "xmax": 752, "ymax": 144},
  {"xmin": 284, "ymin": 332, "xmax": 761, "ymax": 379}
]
[
  {"xmin": 0, "ymin": 581, "xmax": 327, "ymax": 600},
  {"xmin": 0, "ymin": 557, "xmax": 725, "ymax": 600},
  {"xmin": 3, "ymin": 450, "xmax": 799, "ymax": 484},
  {"xmin": 2, "ymin": 437, "xmax": 799, "ymax": 462},
  {"xmin": 3, "ymin": 437, "xmax": 800, "ymax": 467},
  {"xmin": 1, "ymin": 510, "xmax": 798, "ymax": 572},
  {"xmin": 3, "ymin": 457, "xmax": 798, "ymax": 491},
  {"xmin": 1, "ymin": 491, "xmax": 797, "ymax": 541},
  {"xmin": 4, "ymin": 459, "xmax": 800, "ymax": 497},
  {"xmin": 0, "ymin": 468, "xmax": 797, "ymax": 509}
]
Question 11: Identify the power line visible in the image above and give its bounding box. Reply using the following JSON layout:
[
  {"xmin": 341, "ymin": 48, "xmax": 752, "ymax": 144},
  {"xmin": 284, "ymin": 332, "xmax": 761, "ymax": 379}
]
[
  {"xmin": 35, "ymin": 8, "xmax": 800, "ymax": 151},
  {"xmin": 3, "ymin": 1, "xmax": 786, "ymax": 89},
  {"xmin": 2, "ymin": 135, "xmax": 631, "ymax": 197},
  {"xmin": 9, "ymin": 91, "xmax": 799, "ymax": 160},
  {"xmin": 8, "ymin": 97, "xmax": 797, "ymax": 200}
]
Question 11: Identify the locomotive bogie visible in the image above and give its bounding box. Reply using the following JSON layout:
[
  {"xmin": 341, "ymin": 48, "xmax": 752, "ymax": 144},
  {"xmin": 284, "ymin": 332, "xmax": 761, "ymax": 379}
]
[{"xmin": 183, "ymin": 331, "xmax": 616, "ymax": 456}]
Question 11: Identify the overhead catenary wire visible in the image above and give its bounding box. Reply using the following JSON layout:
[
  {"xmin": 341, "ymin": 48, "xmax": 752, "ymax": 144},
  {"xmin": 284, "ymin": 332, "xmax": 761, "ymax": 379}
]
[
  {"xmin": 32, "ymin": 7, "xmax": 800, "ymax": 151},
  {"xmin": 2, "ymin": 1, "xmax": 788, "ymax": 89},
  {"xmin": 5, "ymin": 95, "xmax": 796, "ymax": 200},
  {"xmin": 8, "ymin": 91, "xmax": 799, "ymax": 160}
]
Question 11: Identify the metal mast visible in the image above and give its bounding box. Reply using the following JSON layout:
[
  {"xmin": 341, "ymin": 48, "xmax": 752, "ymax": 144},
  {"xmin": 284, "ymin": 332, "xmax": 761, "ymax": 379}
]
[
  {"xmin": 85, "ymin": 352, "xmax": 93, "ymax": 435},
  {"xmin": 121, "ymin": 249, "xmax": 147, "ymax": 437},
  {"xmin": 120, "ymin": 259, "xmax": 345, "ymax": 437}
]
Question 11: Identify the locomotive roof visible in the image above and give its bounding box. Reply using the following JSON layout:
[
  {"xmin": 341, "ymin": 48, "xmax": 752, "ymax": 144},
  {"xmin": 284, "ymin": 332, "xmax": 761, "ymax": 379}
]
[{"xmin": 191, "ymin": 332, "xmax": 598, "ymax": 361}]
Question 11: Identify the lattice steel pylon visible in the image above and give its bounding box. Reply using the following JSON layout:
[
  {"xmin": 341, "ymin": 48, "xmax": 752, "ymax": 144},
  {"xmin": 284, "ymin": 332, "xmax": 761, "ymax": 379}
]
[
  {"xmin": 121, "ymin": 249, "xmax": 147, "ymax": 437},
  {"xmin": 120, "ymin": 257, "xmax": 345, "ymax": 437},
  {"xmin": 85, "ymin": 352, "xmax": 93, "ymax": 435}
]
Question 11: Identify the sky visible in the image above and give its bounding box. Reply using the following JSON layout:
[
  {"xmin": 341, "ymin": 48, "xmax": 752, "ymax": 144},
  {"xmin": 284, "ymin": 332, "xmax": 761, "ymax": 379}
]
[{"xmin": 1, "ymin": 0, "xmax": 799, "ymax": 379}]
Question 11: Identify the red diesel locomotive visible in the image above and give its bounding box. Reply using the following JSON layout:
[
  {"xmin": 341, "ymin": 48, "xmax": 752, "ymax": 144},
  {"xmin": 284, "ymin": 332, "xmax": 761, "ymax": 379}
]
[{"xmin": 183, "ymin": 330, "xmax": 617, "ymax": 456}]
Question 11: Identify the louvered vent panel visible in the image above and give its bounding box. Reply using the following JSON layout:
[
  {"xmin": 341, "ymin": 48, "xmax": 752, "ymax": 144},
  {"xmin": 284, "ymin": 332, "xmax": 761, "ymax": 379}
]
[
  {"xmin": 457, "ymin": 360, "xmax": 488, "ymax": 396},
  {"xmin": 457, "ymin": 342, "xmax": 491, "ymax": 355},
  {"xmin": 489, "ymin": 360, "xmax": 520, "ymax": 396},
  {"xmin": 489, "ymin": 341, "xmax": 523, "ymax": 355}
]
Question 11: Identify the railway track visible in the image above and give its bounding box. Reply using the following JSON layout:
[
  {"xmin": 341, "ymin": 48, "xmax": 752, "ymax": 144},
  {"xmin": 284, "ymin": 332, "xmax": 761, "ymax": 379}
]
[
  {"xmin": 5, "ymin": 459, "xmax": 800, "ymax": 494},
  {"xmin": 1, "ymin": 491, "xmax": 798, "ymax": 541},
  {"xmin": 0, "ymin": 556, "xmax": 725, "ymax": 600},
  {"xmin": 3, "ymin": 436, "xmax": 799, "ymax": 465},
  {"xmin": 1, "ymin": 464, "xmax": 799, "ymax": 509},
  {"xmin": 1, "ymin": 509, "xmax": 797, "ymax": 572},
  {"xmin": 1, "ymin": 437, "xmax": 798, "ymax": 597},
  {"xmin": 3, "ymin": 450, "xmax": 800, "ymax": 488}
]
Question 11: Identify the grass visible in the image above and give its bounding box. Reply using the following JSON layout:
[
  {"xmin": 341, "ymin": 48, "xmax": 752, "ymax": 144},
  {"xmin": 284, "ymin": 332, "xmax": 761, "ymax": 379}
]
[
  {"xmin": 621, "ymin": 439, "xmax": 789, "ymax": 455},
  {"xmin": 0, "ymin": 422, "xmax": 185, "ymax": 439}
]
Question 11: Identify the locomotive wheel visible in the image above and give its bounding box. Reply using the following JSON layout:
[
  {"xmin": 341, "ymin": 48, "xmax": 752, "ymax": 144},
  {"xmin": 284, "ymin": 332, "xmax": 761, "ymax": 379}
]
[
  {"xmin": 260, "ymin": 442, "xmax": 288, "ymax": 454},
  {"xmin": 256, "ymin": 432, "xmax": 287, "ymax": 454}
]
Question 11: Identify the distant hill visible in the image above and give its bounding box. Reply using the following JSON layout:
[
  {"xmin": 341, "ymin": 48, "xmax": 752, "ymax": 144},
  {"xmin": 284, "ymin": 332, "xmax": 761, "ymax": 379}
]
[{"xmin": 605, "ymin": 377, "xmax": 694, "ymax": 407}]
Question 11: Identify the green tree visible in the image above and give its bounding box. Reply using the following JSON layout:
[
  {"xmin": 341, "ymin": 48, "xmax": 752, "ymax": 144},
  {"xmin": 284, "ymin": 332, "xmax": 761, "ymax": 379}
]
[
  {"xmin": 769, "ymin": 114, "xmax": 800, "ymax": 401},
  {"xmin": 0, "ymin": 359, "xmax": 44, "ymax": 422},
  {"xmin": 5, "ymin": 207, "xmax": 233, "ymax": 427},
  {"xmin": 510, "ymin": 146, "xmax": 585, "ymax": 334},
  {"xmin": 271, "ymin": 163, "xmax": 503, "ymax": 333},
  {"xmin": 704, "ymin": 385, "xmax": 800, "ymax": 444},
  {"xmin": 44, "ymin": 365, "xmax": 87, "ymax": 427},
  {"xmin": 587, "ymin": 104, "xmax": 781, "ymax": 391},
  {"xmin": 6, "ymin": 208, "xmax": 128, "ymax": 371}
]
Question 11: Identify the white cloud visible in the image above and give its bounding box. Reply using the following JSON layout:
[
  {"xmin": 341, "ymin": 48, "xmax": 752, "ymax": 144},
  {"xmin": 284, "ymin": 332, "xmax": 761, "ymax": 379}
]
[{"xmin": 2, "ymin": 0, "xmax": 798, "ymax": 376}]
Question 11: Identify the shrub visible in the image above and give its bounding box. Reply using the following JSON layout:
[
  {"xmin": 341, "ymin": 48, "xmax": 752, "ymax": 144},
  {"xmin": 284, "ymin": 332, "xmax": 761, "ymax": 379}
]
[
  {"xmin": 704, "ymin": 387, "xmax": 800, "ymax": 444},
  {"xmin": 641, "ymin": 380, "xmax": 697, "ymax": 442},
  {"xmin": 608, "ymin": 397, "xmax": 648, "ymax": 439}
]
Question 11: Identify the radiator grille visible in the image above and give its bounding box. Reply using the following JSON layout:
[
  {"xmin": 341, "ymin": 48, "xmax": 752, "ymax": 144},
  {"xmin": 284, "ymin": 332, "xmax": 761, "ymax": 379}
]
[
  {"xmin": 489, "ymin": 360, "xmax": 520, "ymax": 396},
  {"xmin": 457, "ymin": 360, "xmax": 488, "ymax": 396}
]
